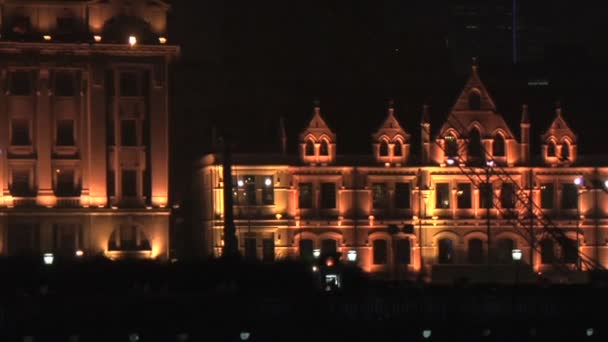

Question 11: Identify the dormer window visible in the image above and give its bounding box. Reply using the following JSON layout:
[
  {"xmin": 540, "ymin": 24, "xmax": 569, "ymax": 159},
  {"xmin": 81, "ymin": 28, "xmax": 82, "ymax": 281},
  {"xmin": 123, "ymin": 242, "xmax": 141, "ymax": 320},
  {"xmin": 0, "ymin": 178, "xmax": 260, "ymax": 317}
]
[
  {"xmin": 305, "ymin": 140, "xmax": 315, "ymax": 156},
  {"xmin": 319, "ymin": 140, "xmax": 329, "ymax": 156},
  {"xmin": 493, "ymin": 134, "xmax": 505, "ymax": 157},
  {"xmin": 547, "ymin": 142, "xmax": 556, "ymax": 157},
  {"xmin": 445, "ymin": 134, "xmax": 458, "ymax": 157},
  {"xmin": 468, "ymin": 91, "xmax": 481, "ymax": 110},
  {"xmin": 561, "ymin": 141, "xmax": 570, "ymax": 160},
  {"xmin": 394, "ymin": 141, "xmax": 403, "ymax": 156},
  {"xmin": 379, "ymin": 140, "xmax": 389, "ymax": 156}
]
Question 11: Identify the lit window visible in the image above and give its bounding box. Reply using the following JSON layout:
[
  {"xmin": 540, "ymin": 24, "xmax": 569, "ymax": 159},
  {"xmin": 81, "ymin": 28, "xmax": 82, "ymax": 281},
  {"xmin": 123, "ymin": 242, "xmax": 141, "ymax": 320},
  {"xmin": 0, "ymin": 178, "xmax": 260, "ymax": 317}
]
[{"xmin": 435, "ymin": 183, "xmax": 450, "ymax": 209}]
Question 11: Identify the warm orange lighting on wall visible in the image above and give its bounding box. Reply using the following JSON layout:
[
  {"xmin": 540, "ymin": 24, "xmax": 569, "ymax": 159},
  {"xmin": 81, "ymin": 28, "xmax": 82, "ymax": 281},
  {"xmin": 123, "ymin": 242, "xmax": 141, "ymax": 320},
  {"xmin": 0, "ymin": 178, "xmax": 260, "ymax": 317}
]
[
  {"xmin": 129, "ymin": 35, "xmax": 137, "ymax": 46},
  {"xmin": 158, "ymin": 37, "xmax": 167, "ymax": 44},
  {"xmin": 94, "ymin": 35, "xmax": 102, "ymax": 42},
  {"xmin": 275, "ymin": 213, "xmax": 282, "ymax": 220}
]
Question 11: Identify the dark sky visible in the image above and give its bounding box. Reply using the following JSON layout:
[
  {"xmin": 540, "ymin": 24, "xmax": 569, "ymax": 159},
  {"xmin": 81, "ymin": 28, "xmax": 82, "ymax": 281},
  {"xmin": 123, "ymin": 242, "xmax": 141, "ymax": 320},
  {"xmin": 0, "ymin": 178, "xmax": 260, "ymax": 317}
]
[{"xmin": 167, "ymin": 0, "xmax": 607, "ymax": 201}]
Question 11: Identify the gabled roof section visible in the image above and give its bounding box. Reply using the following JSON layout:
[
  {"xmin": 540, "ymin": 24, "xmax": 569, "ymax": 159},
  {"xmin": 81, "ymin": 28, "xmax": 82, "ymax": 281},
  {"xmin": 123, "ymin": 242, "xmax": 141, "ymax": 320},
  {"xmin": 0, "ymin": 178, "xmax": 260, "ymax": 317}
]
[
  {"xmin": 451, "ymin": 61, "xmax": 497, "ymax": 112},
  {"xmin": 372, "ymin": 101, "xmax": 409, "ymax": 141},
  {"xmin": 299, "ymin": 102, "xmax": 336, "ymax": 142},
  {"xmin": 542, "ymin": 105, "xmax": 577, "ymax": 143}
]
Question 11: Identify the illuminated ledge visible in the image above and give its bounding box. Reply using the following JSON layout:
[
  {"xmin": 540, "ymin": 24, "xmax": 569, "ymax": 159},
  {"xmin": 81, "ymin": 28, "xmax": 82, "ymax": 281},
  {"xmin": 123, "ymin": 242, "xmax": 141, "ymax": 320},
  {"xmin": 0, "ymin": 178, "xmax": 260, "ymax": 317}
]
[
  {"xmin": 105, "ymin": 250, "xmax": 152, "ymax": 260},
  {"xmin": 0, "ymin": 42, "xmax": 180, "ymax": 57}
]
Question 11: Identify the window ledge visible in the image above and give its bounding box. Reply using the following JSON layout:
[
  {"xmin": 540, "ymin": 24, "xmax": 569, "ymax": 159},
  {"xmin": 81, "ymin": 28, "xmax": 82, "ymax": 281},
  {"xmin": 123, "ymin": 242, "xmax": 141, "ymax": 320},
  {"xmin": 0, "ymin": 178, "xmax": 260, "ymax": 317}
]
[{"xmin": 8, "ymin": 145, "xmax": 34, "ymax": 155}]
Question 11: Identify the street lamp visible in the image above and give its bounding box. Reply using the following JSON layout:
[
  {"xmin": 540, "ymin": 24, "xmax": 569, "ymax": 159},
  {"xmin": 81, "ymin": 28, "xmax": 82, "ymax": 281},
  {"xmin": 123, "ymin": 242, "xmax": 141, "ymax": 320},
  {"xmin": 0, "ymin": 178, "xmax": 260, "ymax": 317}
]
[
  {"xmin": 512, "ymin": 248, "xmax": 522, "ymax": 285},
  {"xmin": 347, "ymin": 250, "xmax": 357, "ymax": 262},
  {"xmin": 313, "ymin": 249, "xmax": 321, "ymax": 259}
]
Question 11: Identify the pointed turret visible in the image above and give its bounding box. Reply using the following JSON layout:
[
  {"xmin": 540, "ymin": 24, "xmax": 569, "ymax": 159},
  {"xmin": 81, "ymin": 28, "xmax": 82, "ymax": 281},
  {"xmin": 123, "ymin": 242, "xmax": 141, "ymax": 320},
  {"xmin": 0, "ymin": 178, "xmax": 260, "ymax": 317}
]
[
  {"xmin": 299, "ymin": 100, "xmax": 336, "ymax": 164},
  {"xmin": 541, "ymin": 102, "xmax": 577, "ymax": 165},
  {"xmin": 520, "ymin": 104, "xmax": 530, "ymax": 164},
  {"xmin": 372, "ymin": 100, "xmax": 410, "ymax": 165},
  {"xmin": 421, "ymin": 103, "xmax": 431, "ymax": 164}
]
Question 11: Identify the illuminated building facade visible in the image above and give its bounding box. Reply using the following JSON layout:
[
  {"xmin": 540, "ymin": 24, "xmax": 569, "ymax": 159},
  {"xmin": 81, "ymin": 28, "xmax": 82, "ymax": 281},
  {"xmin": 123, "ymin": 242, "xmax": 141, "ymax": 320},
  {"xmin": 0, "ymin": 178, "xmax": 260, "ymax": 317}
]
[
  {"xmin": 197, "ymin": 64, "xmax": 608, "ymax": 282},
  {"xmin": 0, "ymin": 0, "xmax": 178, "ymax": 260}
]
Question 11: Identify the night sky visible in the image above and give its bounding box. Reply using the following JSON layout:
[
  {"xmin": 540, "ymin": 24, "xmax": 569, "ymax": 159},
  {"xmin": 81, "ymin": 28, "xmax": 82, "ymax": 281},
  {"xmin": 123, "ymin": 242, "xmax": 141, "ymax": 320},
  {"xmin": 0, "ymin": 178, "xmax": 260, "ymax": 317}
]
[{"xmin": 167, "ymin": 0, "xmax": 607, "ymax": 202}]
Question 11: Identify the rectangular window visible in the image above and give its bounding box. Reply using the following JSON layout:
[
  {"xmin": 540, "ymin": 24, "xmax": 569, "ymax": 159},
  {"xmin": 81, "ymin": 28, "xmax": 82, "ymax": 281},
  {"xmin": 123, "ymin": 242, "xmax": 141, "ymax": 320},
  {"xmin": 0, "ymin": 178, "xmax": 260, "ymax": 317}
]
[
  {"xmin": 107, "ymin": 119, "xmax": 115, "ymax": 145},
  {"xmin": 10, "ymin": 169, "xmax": 31, "ymax": 196},
  {"xmin": 11, "ymin": 119, "xmax": 30, "ymax": 146},
  {"xmin": 298, "ymin": 183, "xmax": 313, "ymax": 209},
  {"xmin": 394, "ymin": 182, "xmax": 411, "ymax": 208},
  {"xmin": 541, "ymin": 183, "xmax": 554, "ymax": 209},
  {"xmin": 435, "ymin": 183, "xmax": 450, "ymax": 209},
  {"xmin": 262, "ymin": 238, "xmax": 275, "ymax": 262},
  {"xmin": 243, "ymin": 175, "xmax": 256, "ymax": 205},
  {"xmin": 500, "ymin": 183, "xmax": 516, "ymax": 209},
  {"xmin": 244, "ymin": 238, "xmax": 257, "ymax": 260},
  {"xmin": 8, "ymin": 223, "xmax": 38, "ymax": 256},
  {"xmin": 372, "ymin": 183, "xmax": 388, "ymax": 209},
  {"xmin": 373, "ymin": 239, "xmax": 388, "ymax": 265},
  {"xmin": 562, "ymin": 183, "xmax": 578, "ymax": 209},
  {"xmin": 479, "ymin": 183, "xmax": 493, "ymax": 209},
  {"xmin": 457, "ymin": 183, "xmax": 472, "ymax": 208},
  {"xmin": 262, "ymin": 176, "xmax": 274, "ymax": 205},
  {"xmin": 53, "ymin": 223, "xmax": 79, "ymax": 256},
  {"xmin": 321, "ymin": 239, "xmax": 337, "ymax": 256},
  {"xmin": 54, "ymin": 71, "xmax": 74, "ymax": 96},
  {"xmin": 121, "ymin": 170, "xmax": 137, "ymax": 197},
  {"xmin": 55, "ymin": 169, "xmax": 76, "ymax": 196},
  {"xmin": 56, "ymin": 119, "xmax": 75, "ymax": 146},
  {"xmin": 299, "ymin": 239, "xmax": 313, "ymax": 259},
  {"xmin": 321, "ymin": 182, "xmax": 336, "ymax": 209},
  {"xmin": 121, "ymin": 120, "xmax": 137, "ymax": 146},
  {"xmin": 120, "ymin": 72, "xmax": 139, "ymax": 96},
  {"xmin": 108, "ymin": 170, "xmax": 115, "ymax": 197},
  {"xmin": 10, "ymin": 70, "xmax": 31, "ymax": 95},
  {"xmin": 394, "ymin": 239, "xmax": 411, "ymax": 264}
]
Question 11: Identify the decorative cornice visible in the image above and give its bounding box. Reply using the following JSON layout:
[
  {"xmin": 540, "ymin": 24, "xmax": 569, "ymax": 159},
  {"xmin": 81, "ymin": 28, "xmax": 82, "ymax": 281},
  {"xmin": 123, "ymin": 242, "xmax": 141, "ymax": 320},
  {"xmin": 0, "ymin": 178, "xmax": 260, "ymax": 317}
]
[{"xmin": 0, "ymin": 42, "xmax": 180, "ymax": 58}]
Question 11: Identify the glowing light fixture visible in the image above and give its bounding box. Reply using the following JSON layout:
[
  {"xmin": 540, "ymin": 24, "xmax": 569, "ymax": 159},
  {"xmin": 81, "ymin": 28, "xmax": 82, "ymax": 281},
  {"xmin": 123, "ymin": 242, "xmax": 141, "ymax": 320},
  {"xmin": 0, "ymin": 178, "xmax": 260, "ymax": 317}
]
[
  {"xmin": 75, "ymin": 250, "xmax": 84, "ymax": 257},
  {"xmin": 129, "ymin": 333, "xmax": 140, "ymax": 342},
  {"xmin": 237, "ymin": 180, "xmax": 244, "ymax": 187},
  {"xmin": 159, "ymin": 36, "xmax": 167, "ymax": 44},
  {"xmin": 586, "ymin": 328, "xmax": 594, "ymax": 337},
  {"xmin": 264, "ymin": 177, "xmax": 272, "ymax": 186},
  {"xmin": 347, "ymin": 250, "xmax": 357, "ymax": 262},
  {"xmin": 511, "ymin": 249, "xmax": 522, "ymax": 261},
  {"xmin": 486, "ymin": 160, "xmax": 495, "ymax": 167},
  {"xmin": 312, "ymin": 265, "xmax": 318, "ymax": 272},
  {"xmin": 384, "ymin": 162, "xmax": 391, "ymax": 167},
  {"xmin": 446, "ymin": 158, "xmax": 455, "ymax": 165},
  {"xmin": 275, "ymin": 213, "xmax": 282, "ymax": 220},
  {"xmin": 94, "ymin": 35, "xmax": 102, "ymax": 42},
  {"xmin": 239, "ymin": 332, "xmax": 250, "ymax": 341},
  {"xmin": 325, "ymin": 257, "xmax": 334, "ymax": 267},
  {"xmin": 574, "ymin": 177, "xmax": 583, "ymax": 186},
  {"xmin": 43, "ymin": 253, "xmax": 54, "ymax": 265},
  {"xmin": 128, "ymin": 35, "xmax": 137, "ymax": 47},
  {"xmin": 422, "ymin": 329, "xmax": 432, "ymax": 339},
  {"xmin": 43, "ymin": 35, "xmax": 52, "ymax": 41},
  {"xmin": 604, "ymin": 180, "xmax": 608, "ymax": 189},
  {"xmin": 313, "ymin": 249, "xmax": 321, "ymax": 258}
]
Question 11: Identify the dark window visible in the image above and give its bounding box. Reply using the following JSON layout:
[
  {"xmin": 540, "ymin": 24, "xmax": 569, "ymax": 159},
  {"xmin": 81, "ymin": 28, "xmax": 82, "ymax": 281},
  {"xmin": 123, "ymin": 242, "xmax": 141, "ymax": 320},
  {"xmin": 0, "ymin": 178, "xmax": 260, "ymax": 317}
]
[
  {"xmin": 105, "ymin": 70, "xmax": 115, "ymax": 96},
  {"xmin": 540, "ymin": 239, "xmax": 554, "ymax": 264},
  {"xmin": 108, "ymin": 170, "xmax": 115, "ymax": 196},
  {"xmin": 561, "ymin": 142, "xmax": 570, "ymax": 160},
  {"xmin": 244, "ymin": 238, "xmax": 257, "ymax": 260},
  {"xmin": 120, "ymin": 72, "xmax": 138, "ymax": 96},
  {"xmin": 379, "ymin": 140, "xmax": 389, "ymax": 156},
  {"xmin": 56, "ymin": 17, "xmax": 78, "ymax": 35},
  {"xmin": 11, "ymin": 119, "xmax": 30, "ymax": 145},
  {"xmin": 121, "ymin": 170, "xmax": 137, "ymax": 197},
  {"xmin": 262, "ymin": 176, "xmax": 274, "ymax": 205},
  {"xmin": 9, "ymin": 16, "xmax": 31, "ymax": 37},
  {"xmin": 121, "ymin": 119, "xmax": 137, "ymax": 146},
  {"xmin": 56, "ymin": 119, "xmax": 75, "ymax": 146},
  {"xmin": 457, "ymin": 183, "xmax": 472, "ymax": 208},
  {"xmin": 394, "ymin": 239, "xmax": 411, "ymax": 264},
  {"xmin": 438, "ymin": 238, "xmax": 454, "ymax": 264},
  {"xmin": 10, "ymin": 70, "xmax": 31, "ymax": 95},
  {"xmin": 467, "ymin": 127, "xmax": 483, "ymax": 160},
  {"xmin": 55, "ymin": 169, "xmax": 76, "ymax": 196},
  {"xmin": 541, "ymin": 183, "xmax": 554, "ymax": 209},
  {"xmin": 10, "ymin": 169, "xmax": 31, "ymax": 196},
  {"xmin": 243, "ymin": 175, "xmax": 256, "ymax": 205},
  {"xmin": 298, "ymin": 183, "xmax": 313, "ymax": 209},
  {"xmin": 262, "ymin": 239, "xmax": 275, "ymax": 262},
  {"xmin": 562, "ymin": 183, "xmax": 578, "ymax": 209},
  {"xmin": 321, "ymin": 239, "xmax": 337, "ymax": 256},
  {"xmin": 319, "ymin": 140, "xmax": 329, "ymax": 156},
  {"xmin": 321, "ymin": 183, "xmax": 336, "ymax": 209},
  {"xmin": 547, "ymin": 142, "xmax": 556, "ymax": 157},
  {"xmin": 445, "ymin": 135, "xmax": 458, "ymax": 158},
  {"xmin": 496, "ymin": 239, "xmax": 515, "ymax": 263},
  {"xmin": 8, "ymin": 224, "xmax": 38, "ymax": 256},
  {"xmin": 394, "ymin": 141, "xmax": 403, "ymax": 156},
  {"xmin": 500, "ymin": 183, "xmax": 516, "ymax": 209},
  {"xmin": 479, "ymin": 182, "xmax": 493, "ymax": 209},
  {"xmin": 54, "ymin": 71, "xmax": 74, "ymax": 96},
  {"xmin": 493, "ymin": 134, "xmax": 505, "ymax": 157},
  {"xmin": 53, "ymin": 224, "xmax": 79, "ymax": 256},
  {"xmin": 372, "ymin": 183, "xmax": 388, "ymax": 209},
  {"xmin": 562, "ymin": 238, "xmax": 578, "ymax": 264},
  {"xmin": 468, "ymin": 91, "xmax": 481, "ymax": 110},
  {"xmin": 435, "ymin": 183, "xmax": 450, "ymax": 209},
  {"xmin": 107, "ymin": 119, "xmax": 115, "ymax": 145},
  {"xmin": 395, "ymin": 183, "xmax": 410, "ymax": 208},
  {"xmin": 468, "ymin": 238, "xmax": 484, "ymax": 264},
  {"xmin": 299, "ymin": 239, "xmax": 313, "ymax": 259},
  {"xmin": 372, "ymin": 239, "xmax": 388, "ymax": 265},
  {"xmin": 305, "ymin": 140, "xmax": 315, "ymax": 156}
]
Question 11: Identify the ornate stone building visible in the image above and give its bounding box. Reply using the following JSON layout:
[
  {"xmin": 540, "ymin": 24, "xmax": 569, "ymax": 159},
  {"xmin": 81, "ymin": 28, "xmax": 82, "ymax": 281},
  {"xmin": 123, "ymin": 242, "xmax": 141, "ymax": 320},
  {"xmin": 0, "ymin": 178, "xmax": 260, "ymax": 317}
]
[
  {"xmin": 0, "ymin": 0, "xmax": 178, "ymax": 259},
  {"xmin": 197, "ymin": 64, "xmax": 607, "ymax": 282}
]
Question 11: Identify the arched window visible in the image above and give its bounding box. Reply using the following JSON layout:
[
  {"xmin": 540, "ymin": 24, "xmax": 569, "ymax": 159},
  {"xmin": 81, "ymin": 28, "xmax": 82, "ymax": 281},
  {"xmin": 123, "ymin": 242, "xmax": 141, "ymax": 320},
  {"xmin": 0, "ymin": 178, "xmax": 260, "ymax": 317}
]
[
  {"xmin": 445, "ymin": 134, "xmax": 458, "ymax": 158},
  {"xmin": 468, "ymin": 238, "xmax": 484, "ymax": 264},
  {"xmin": 547, "ymin": 141, "xmax": 556, "ymax": 157},
  {"xmin": 561, "ymin": 141, "xmax": 570, "ymax": 160},
  {"xmin": 468, "ymin": 91, "xmax": 481, "ymax": 110},
  {"xmin": 373, "ymin": 239, "xmax": 388, "ymax": 265},
  {"xmin": 493, "ymin": 134, "xmax": 505, "ymax": 157},
  {"xmin": 540, "ymin": 239, "xmax": 555, "ymax": 264},
  {"xmin": 319, "ymin": 140, "xmax": 329, "ymax": 156},
  {"xmin": 394, "ymin": 140, "xmax": 403, "ymax": 156},
  {"xmin": 379, "ymin": 140, "xmax": 389, "ymax": 156},
  {"xmin": 305, "ymin": 140, "xmax": 315, "ymax": 156},
  {"xmin": 467, "ymin": 127, "xmax": 483, "ymax": 160},
  {"xmin": 495, "ymin": 238, "xmax": 515, "ymax": 263},
  {"xmin": 438, "ymin": 238, "xmax": 454, "ymax": 264}
]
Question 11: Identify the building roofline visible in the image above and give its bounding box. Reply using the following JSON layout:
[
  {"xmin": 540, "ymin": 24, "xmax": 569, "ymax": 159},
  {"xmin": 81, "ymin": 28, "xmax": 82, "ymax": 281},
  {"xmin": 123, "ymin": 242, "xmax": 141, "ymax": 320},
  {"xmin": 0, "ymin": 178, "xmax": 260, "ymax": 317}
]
[{"xmin": 0, "ymin": 42, "xmax": 180, "ymax": 58}]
